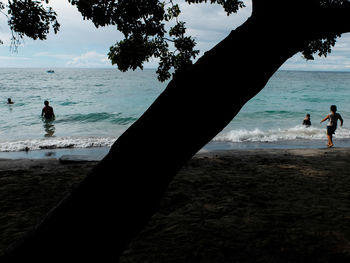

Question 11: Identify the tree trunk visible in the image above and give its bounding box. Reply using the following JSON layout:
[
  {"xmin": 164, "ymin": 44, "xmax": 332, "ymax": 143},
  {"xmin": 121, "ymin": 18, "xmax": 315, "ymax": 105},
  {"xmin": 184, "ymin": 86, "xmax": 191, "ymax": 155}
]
[{"xmin": 2, "ymin": 4, "xmax": 348, "ymax": 262}]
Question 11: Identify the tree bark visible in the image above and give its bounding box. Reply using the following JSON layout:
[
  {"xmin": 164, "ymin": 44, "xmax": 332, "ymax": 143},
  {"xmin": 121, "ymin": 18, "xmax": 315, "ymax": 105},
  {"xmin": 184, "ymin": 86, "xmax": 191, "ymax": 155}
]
[{"xmin": 2, "ymin": 3, "xmax": 350, "ymax": 262}]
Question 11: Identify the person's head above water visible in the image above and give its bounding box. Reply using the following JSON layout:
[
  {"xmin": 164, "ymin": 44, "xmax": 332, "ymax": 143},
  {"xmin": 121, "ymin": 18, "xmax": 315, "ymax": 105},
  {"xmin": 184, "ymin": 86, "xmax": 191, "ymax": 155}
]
[
  {"xmin": 330, "ymin": 105, "xmax": 337, "ymax": 113},
  {"xmin": 44, "ymin": 100, "xmax": 49, "ymax": 106},
  {"xmin": 7, "ymin": 98, "xmax": 13, "ymax": 104}
]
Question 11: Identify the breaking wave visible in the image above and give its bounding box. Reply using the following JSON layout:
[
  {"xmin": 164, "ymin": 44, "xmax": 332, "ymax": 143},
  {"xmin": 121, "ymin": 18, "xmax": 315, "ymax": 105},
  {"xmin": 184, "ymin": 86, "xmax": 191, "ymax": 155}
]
[
  {"xmin": 0, "ymin": 136, "xmax": 117, "ymax": 152},
  {"xmin": 214, "ymin": 125, "xmax": 350, "ymax": 143},
  {"xmin": 2, "ymin": 125, "xmax": 350, "ymax": 152}
]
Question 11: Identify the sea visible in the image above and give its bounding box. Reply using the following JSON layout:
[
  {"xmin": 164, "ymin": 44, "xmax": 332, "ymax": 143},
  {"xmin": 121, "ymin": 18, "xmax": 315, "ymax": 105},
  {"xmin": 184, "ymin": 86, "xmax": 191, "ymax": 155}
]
[{"xmin": 1, "ymin": 68, "xmax": 350, "ymax": 159}]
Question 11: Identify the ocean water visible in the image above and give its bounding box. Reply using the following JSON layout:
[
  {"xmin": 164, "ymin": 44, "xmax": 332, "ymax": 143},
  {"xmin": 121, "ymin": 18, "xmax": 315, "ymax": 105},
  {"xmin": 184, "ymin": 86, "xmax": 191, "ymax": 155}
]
[
  {"xmin": 0, "ymin": 68, "xmax": 164, "ymax": 153},
  {"xmin": 1, "ymin": 68, "xmax": 350, "ymax": 155}
]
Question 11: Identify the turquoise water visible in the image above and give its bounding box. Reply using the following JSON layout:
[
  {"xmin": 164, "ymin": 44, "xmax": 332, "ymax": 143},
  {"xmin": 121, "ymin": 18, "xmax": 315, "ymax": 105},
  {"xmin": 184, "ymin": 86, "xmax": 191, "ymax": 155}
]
[
  {"xmin": 216, "ymin": 71, "xmax": 350, "ymax": 148},
  {"xmin": 0, "ymin": 68, "xmax": 164, "ymax": 151},
  {"xmin": 1, "ymin": 69, "xmax": 350, "ymax": 153}
]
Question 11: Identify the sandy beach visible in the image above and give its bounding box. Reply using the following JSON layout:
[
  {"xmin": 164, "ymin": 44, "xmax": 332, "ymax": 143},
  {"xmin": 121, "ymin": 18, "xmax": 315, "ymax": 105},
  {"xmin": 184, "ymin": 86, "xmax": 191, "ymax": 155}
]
[{"xmin": 1, "ymin": 148, "xmax": 350, "ymax": 262}]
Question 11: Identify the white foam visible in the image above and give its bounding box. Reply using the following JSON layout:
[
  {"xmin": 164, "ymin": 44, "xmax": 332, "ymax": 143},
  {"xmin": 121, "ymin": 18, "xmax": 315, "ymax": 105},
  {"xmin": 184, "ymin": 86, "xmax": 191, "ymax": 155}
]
[
  {"xmin": 0, "ymin": 136, "xmax": 117, "ymax": 152},
  {"xmin": 1, "ymin": 125, "xmax": 350, "ymax": 152},
  {"xmin": 214, "ymin": 125, "xmax": 350, "ymax": 143}
]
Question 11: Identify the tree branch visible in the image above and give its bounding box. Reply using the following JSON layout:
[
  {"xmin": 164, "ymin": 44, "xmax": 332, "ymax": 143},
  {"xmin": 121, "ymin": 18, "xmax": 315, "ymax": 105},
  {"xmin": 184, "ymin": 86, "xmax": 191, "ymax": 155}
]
[
  {"xmin": 318, "ymin": 1, "xmax": 350, "ymax": 35},
  {"xmin": 252, "ymin": 0, "xmax": 350, "ymax": 35}
]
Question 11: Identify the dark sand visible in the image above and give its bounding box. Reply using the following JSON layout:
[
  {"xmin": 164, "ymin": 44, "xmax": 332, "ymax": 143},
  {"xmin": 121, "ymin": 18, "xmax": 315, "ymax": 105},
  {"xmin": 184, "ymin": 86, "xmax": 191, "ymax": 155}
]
[
  {"xmin": 0, "ymin": 158, "xmax": 98, "ymax": 256},
  {"xmin": 1, "ymin": 148, "xmax": 350, "ymax": 262}
]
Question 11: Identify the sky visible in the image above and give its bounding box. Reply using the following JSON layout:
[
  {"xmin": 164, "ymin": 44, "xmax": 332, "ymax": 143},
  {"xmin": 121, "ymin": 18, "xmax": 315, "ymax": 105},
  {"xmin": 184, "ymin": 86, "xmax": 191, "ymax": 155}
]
[{"xmin": 0, "ymin": 0, "xmax": 350, "ymax": 71}]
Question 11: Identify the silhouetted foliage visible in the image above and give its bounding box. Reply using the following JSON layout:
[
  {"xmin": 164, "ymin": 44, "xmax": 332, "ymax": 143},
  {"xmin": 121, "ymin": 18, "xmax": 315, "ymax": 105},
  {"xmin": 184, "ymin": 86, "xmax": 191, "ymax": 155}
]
[
  {"xmin": 1, "ymin": 0, "xmax": 59, "ymax": 50},
  {"xmin": 2, "ymin": 1, "xmax": 350, "ymax": 262},
  {"xmin": 1, "ymin": 0, "xmax": 348, "ymax": 80}
]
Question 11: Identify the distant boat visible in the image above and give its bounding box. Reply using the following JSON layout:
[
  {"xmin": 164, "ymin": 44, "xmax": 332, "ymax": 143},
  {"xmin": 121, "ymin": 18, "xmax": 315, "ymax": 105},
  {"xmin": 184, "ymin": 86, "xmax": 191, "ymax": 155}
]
[{"xmin": 47, "ymin": 70, "xmax": 55, "ymax": 73}]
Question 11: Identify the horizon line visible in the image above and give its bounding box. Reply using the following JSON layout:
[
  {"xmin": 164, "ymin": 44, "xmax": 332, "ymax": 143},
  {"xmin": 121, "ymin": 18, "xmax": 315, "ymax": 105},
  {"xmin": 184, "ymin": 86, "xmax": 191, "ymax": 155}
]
[{"xmin": 1, "ymin": 67, "xmax": 350, "ymax": 73}]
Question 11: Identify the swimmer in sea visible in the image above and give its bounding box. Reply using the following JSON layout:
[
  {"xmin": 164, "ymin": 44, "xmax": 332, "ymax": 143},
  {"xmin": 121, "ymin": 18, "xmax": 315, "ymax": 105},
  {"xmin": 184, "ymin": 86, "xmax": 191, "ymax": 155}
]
[
  {"xmin": 41, "ymin": 100, "xmax": 55, "ymax": 119},
  {"xmin": 302, "ymin": 113, "xmax": 311, "ymax": 127}
]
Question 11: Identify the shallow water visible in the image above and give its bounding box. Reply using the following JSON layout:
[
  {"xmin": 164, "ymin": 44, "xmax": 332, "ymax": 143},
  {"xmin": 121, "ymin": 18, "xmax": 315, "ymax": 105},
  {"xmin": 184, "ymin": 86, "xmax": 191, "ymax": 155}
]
[{"xmin": 1, "ymin": 69, "xmax": 349, "ymax": 153}]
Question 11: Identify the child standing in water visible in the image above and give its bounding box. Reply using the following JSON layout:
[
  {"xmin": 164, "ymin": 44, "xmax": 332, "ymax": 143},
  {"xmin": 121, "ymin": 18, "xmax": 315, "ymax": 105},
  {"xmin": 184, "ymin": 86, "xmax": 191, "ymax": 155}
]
[
  {"xmin": 320, "ymin": 105, "xmax": 343, "ymax": 148},
  {"xmin": 302, "ymin": 113, "xmax": 311, "ymax": 127}
]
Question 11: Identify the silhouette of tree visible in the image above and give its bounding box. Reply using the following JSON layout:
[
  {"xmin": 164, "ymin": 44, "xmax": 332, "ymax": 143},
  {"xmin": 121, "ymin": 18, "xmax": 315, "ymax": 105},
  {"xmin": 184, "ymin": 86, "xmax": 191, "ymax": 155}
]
[
  {"xmin": 1, "ymin": 0, "xmax": 59, "ymax": 50},
  {"xmin": 1, "ymin": 0, "xmax": 350, "ymax": 262}
]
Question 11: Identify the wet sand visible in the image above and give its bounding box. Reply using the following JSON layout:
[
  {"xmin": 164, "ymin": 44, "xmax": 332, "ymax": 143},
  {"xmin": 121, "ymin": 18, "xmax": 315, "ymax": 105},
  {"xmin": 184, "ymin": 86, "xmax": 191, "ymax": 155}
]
[{"xmin": 1, "ymin": 148, "xmax": 350, "ymax": 262}]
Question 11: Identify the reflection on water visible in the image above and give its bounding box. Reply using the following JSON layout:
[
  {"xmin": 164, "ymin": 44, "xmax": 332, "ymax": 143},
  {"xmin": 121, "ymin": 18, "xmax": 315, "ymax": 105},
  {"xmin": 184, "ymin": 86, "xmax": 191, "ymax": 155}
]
[{"xmin": 42, "ymin": 118, "xmax": 55, "ymax": 137}]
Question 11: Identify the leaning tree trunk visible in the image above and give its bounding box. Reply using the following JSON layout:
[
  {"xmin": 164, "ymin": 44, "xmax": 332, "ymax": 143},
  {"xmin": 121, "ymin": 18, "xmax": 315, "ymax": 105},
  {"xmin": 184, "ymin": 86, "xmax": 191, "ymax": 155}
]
[{"xmin": 2, "ymin": 2, "xmax": 349, "ymax": 262}]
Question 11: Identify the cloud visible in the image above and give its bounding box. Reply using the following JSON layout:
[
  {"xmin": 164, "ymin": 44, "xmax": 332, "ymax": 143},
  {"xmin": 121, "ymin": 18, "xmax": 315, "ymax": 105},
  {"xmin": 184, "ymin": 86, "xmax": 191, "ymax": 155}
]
[
  {"xmin": 66, "ymin": 51, "xmax": 110, "ymax": 67},
  {"xmin": 0, "ymin": 55, "xmax": 31, "ymax": 67},
  {"xmin": 1, "ymin": 0, "xmax": 350, "ymax": 72},
  {"xmin": 282, "ymin": 33, "xmax": 350, "ymax": 71},
  {"xmin": 177, "ymin": 1, "xmax": 252, "ymax": 53},
  {"xmin": 0, "ymin": 33, "xmax": 12, "ymax": 46},
  {"xmin": 179, "ymin": 1, "xmax": 252, "ymax": 31},
  {"xmin": 48, "ymin": 0, "xmax": 252, "ymax": 56},
  {"xmin": 48, "ymin": 1, "xmax": 123, "ymax": 47},
  {"xmin": 0, "ymin": 56, "xmax": 29, "ymax": 61},
  {"xmin": 33, "ymin": 52, "xmax": 74, "ymax": 60}
]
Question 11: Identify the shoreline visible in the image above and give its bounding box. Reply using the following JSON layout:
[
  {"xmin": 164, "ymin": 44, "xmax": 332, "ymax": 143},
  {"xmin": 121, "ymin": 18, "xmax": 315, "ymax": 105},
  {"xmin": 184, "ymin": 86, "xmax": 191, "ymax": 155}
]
[
  {"xmin": 1, "ymin": 138, "xmax": 350, "ymax": 160},
  {"xmin": 0, "ymin": 147, "xmax": 110, "ymax": 160},
  {"xmin": 2, "ymin": 147, "xmax": 350, "ymax": 261}
]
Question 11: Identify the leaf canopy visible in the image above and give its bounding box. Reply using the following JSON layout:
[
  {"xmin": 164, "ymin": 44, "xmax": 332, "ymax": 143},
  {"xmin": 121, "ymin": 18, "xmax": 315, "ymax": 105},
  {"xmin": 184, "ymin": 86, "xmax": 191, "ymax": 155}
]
[{"xmin": 0, "ymin": 0, "xmax": 348, "ymax": 80}]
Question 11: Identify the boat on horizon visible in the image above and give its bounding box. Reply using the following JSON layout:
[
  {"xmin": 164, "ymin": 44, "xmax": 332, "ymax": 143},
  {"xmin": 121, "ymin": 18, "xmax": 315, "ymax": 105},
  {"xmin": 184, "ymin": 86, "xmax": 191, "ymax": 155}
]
[{"xmin": 47, "ymin": 70, "xmax": 55, "ymax": 73}]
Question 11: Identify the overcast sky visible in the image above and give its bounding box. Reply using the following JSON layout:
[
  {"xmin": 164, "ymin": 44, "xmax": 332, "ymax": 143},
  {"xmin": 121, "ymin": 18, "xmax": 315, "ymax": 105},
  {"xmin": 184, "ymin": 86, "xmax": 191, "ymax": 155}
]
[{"xmin": 0, "ymin": 0, "xmax": 349, "ymax": 71}]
